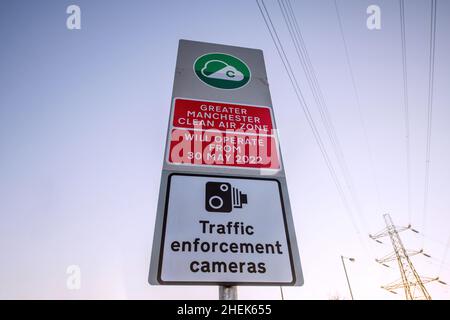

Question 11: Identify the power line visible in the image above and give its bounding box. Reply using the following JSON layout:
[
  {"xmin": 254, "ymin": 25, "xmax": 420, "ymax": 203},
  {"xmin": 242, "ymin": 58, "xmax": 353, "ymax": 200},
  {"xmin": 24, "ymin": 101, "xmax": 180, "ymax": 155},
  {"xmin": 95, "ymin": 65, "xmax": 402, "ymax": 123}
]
[
  {"xmin": 407, "ymin": 225, "xmax": 450, "ymax": 276},
  {"xmin": 416, "ymin": 231, "xmax": 449, "ymax": 248},
  {"xmin": 277, "ymin": 0, "xmax": 370, "ymax": 234},
  {"xmin": 439, "ymin": 235, "xmax": 450, "ymax": 275},
  {"xmin": 399, "ymin": 0, "xmax": 412, "ymax": 224},
  {"xmin": 255, "ymin": 0, "xmax": 364, "ymax": 242},
  {"xmin": 421, "ymin": 0, "xmax": 437, "ymax": 243},
  {"xmin": 426, "ymin": 255, "xmax": 450, "ymax": 272},
  {"xmin": 333, "ymin": 0, "xmax": 383, "ymax": 211}
]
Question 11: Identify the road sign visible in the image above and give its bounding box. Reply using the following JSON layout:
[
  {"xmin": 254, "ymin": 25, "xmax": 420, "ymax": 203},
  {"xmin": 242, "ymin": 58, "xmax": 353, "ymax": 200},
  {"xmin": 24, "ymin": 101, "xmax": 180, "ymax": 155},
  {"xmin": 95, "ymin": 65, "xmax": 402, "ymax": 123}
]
[
  {"xmin": 149, "ymin": 39, "xmax": 303, "ymax": 286},
  {"xmin": 158, "ymin": 174, "xmax": 295, "ymax": 285},
  {"xmin": 172, "ymin": 98, "xmax": 274, "ymax": 133},
  {"xmin": 168, "ymin": 98, "xmax": 280, "ymax": 170}
]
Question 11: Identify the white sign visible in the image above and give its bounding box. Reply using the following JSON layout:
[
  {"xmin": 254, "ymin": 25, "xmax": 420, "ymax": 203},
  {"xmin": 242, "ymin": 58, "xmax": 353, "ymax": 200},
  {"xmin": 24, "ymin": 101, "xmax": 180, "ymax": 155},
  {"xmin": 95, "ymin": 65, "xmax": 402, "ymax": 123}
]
[{"xmin": 157, "ymin": 174, "xmax": 296, "ymax": 285}]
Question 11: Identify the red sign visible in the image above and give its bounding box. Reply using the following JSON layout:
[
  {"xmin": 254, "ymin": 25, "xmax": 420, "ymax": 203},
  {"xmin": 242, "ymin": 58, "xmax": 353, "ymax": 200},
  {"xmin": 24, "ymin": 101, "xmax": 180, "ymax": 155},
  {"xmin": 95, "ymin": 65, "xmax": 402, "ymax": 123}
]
[
  {"xmin": 172, "ymin": 98, "xmax": 273, "ymax": 134},
  {"xmin": 168, "ymin": 98, "xmax": 279, "ymax": 170},
  {"xmin": 169, "ymin": 129, "xmax": 280, "ymax": 169}
]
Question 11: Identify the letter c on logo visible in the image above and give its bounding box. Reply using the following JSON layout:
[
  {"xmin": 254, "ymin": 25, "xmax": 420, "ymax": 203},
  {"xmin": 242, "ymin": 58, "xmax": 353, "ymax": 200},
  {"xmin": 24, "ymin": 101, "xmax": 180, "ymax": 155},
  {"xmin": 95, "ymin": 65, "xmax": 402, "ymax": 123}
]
[{"xmin": 226, "ymin": 70, "xmax": 235, "ymax": 78}]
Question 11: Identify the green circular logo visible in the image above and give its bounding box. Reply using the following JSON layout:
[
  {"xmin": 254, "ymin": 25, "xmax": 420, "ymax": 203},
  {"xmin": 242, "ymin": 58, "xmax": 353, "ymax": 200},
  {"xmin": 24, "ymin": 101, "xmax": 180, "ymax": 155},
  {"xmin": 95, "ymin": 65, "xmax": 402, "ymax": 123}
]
[{"xmin": 193, "ymin": 53, "xmax": 251, "ymax": 90}]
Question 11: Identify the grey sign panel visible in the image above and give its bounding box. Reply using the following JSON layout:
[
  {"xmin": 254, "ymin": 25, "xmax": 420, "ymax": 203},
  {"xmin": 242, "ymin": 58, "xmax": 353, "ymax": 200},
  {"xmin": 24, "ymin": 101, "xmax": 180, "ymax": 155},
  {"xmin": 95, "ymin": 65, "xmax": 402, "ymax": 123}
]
[{"xmin": 149, "ymin": 39, "xmax": 303, "ymax": 286}]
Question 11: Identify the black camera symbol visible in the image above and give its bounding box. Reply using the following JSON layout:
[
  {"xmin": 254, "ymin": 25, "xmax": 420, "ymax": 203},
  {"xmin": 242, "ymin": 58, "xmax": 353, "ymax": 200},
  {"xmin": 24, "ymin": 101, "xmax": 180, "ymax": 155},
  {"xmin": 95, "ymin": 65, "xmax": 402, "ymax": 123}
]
[{"xmin": 205, "ymin": 182, "xmax": 248, "ymax": 213}]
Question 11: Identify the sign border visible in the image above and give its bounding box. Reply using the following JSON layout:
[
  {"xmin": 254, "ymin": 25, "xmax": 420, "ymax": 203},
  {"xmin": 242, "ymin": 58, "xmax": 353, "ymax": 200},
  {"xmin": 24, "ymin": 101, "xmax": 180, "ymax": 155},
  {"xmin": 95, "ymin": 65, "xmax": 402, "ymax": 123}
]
[{"xmin": 156, "ymin": 173, "xmax": 296, "ymax": 286}]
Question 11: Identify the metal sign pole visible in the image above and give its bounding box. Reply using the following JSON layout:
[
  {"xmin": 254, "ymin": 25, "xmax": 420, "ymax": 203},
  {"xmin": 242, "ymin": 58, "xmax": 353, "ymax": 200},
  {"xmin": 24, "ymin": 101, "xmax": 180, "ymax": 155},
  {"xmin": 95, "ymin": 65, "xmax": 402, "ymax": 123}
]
[{"xmin": 219, "ymin": 285, "xmax": 237, "ymax": 300}]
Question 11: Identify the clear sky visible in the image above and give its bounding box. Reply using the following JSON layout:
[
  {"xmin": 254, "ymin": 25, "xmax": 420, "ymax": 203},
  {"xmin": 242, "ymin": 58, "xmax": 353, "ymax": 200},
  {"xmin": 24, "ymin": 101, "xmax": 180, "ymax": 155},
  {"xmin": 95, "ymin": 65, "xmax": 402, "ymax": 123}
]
[{"xmin": 0, "ymin": 0, "xmax": 449, "ymax": 299}]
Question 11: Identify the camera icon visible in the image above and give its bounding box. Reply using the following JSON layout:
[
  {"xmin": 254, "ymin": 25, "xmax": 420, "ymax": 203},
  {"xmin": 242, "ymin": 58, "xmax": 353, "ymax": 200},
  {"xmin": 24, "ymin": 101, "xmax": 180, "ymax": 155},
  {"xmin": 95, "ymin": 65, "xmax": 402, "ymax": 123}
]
[{"xmin": 205, "ymin": 182, "xmax": 248, "ymax": 213}]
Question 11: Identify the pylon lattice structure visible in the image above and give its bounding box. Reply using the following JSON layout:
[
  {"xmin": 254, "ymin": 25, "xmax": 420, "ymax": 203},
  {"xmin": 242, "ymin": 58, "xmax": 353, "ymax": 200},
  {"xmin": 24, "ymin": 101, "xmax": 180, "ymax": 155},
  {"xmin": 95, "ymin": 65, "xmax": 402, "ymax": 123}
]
[{"xmin": 369, "ymin": 214, "xmax": 437, "ymax": 300}]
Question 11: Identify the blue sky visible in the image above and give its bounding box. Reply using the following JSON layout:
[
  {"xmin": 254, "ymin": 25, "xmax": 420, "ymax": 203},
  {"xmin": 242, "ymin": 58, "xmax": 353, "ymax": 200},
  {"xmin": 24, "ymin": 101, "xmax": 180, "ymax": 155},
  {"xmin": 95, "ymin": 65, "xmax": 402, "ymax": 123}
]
[{"xmin": 0, "ymin": 0, "xmax": 449, "ymax": 299}]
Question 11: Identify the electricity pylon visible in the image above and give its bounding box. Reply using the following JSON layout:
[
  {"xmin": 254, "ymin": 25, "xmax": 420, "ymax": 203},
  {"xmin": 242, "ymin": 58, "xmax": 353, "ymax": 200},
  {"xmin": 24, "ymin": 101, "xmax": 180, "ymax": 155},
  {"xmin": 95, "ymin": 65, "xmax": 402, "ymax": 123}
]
[{"xmin": 369, "ymin": 214, "xmax": 440, "ymax": 300}]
